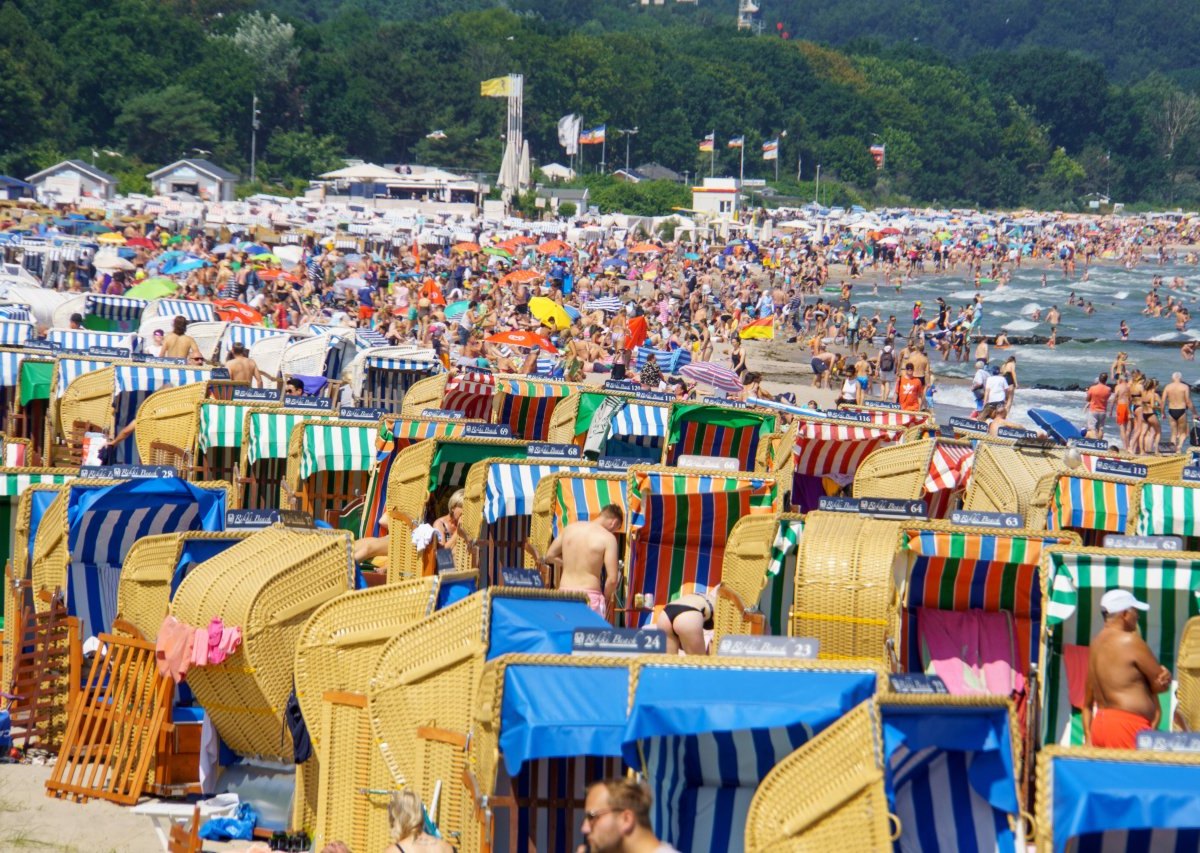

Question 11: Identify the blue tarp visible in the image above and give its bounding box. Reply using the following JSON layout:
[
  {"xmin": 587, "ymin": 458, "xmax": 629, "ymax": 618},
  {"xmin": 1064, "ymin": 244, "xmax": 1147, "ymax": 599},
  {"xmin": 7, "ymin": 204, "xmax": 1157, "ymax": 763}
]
[
  {"xmin": 436, "ymin": 574, "xmax": 477, "ymax": 610},
  {"xmin": 486, "ymin": 596, "xmax": 607, "ymax": 660},
  {"xmin": 621, "ymin": 667, "xmax": 876, "ymax": 765},
  {"xmin": 499, "ymin": 664, "xmax": 629, "ymax": 776},
  {"xmin": 65, "ymin": 479, "xmax": 226, "ymax": 638},
  {"xmin": 1052, "ymin": 757, "xmax": 1200, "ymax": 852}
]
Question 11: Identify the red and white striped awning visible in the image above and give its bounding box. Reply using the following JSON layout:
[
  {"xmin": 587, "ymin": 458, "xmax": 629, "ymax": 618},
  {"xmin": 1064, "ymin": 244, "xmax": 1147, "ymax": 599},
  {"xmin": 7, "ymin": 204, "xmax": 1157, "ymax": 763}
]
[
  {"xmin": 925, "ymin": 442, "xmax": 975, "ymax": 494},
  {"xmin": 442, "ymin": 371, "xmax": 495, "ymax": 420},
  {"xmin": 793, "ymin": 422, "xmax": 899, "ymax": 477}
]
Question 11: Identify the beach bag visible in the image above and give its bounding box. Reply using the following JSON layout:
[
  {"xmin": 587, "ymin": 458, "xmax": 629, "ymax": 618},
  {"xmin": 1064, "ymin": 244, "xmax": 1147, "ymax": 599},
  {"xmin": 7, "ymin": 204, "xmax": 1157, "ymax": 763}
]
[{"xmin": 879, "ymin": 350, "xmax": 895, "ymax": 373}]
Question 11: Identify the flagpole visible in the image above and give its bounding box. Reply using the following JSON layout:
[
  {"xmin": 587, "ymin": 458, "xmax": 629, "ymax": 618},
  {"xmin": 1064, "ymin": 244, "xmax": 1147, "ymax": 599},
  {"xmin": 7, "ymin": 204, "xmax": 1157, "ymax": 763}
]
[
  {"xmin": 601, "ymin": 134, "xmax": 606, "ymax": 174},
  {"xmin": 739, "ymin": 141, "xmax": 744, "ymax": 185},
  {"xmin": 710, "ymin": 130, "xmax": 715, "ymax": 177},
  {"xmin": 774, "ymin": 144, "xmax": 779, "ymax": 182}
]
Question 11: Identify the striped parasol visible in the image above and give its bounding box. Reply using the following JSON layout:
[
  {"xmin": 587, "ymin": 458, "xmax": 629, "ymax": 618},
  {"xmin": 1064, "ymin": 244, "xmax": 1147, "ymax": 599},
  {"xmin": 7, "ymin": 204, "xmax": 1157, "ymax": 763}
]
[
  {"xmin": 680, "ymin": 361, "xmax": 743, "ymax": 395},
  {"xmin": 583, "ymin": 296, "xmax": 623, "ymax": 313}
]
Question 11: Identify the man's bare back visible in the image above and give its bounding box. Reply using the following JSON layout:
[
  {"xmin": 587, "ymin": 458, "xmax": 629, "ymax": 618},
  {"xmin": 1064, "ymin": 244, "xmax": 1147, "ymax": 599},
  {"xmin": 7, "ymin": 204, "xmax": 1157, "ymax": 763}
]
[
  {"xmin": 162, "ymin": 332, "xmax": 202, "ymax": 362},
  {"xmin": 1087, "ymin": 623, "xmax": 1165, "ymax": 723},
  {"xmin": 547, "ymin": 519, "xmax": 618, "ymax": 597},
  {"xmin": 226, "ymin": 354, "xmax": 261, "ymax": 385}
]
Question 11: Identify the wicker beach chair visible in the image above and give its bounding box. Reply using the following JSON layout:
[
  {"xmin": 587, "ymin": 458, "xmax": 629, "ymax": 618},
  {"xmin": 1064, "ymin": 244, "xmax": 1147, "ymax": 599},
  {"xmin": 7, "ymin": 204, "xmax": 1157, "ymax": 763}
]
[
  {"xmin": 789, "ymin": 414, "xmax": 908, "ymax": 513},
  {"xmin": 397, "ymin": 372, "xmax": 452, "ymax": 419},
  {"xmin": 366, "ymin": 590, "xmax": 602, "ymax": 844},
  {"xmin": 169, "ymin": 527, "xmax": 352, "ymax": 760},
  {"xmin": 293, "ymin": 578, "xmax": 439, "ymax": 847},
  {"xmin": 1034, "ymin": 471, "xmax": 1145, "ymax": 541},
  {"xmin": 624, "ymin": 465, "xmax": 779, "ymax": 628},
  {"xmin": 281, "ymin": 419, "xmax": 377, "ymax": 527},
  {"xmin": 853, "ymin": 436, "xmax": 975, "ymax": 518},
  {"xmin": 237, "ymin": 407, "xmax": 338, "ymax": 510},
  {"xmin": 710, "ymin": 512, "xmax": 787, "ymax": 642},
  {"xmin": 133, "ymin": 381, "xmax": 212, "ymax": 471},
  {"xmin": 789, "ymin": 510, "xmax": 902, "ymax": 661},
  {"xmin": 1040, "ymin": 545, "xmax": 1200, "ymax": 746},
  {"xmin": 384, "ymin": 436, "xmax": 530, "ymax": 583},
  {"xmin": 115, "ymin": 531, "xmax": 254, "ymax": 642},
  {"xmin": 962, "ymin": 442, "xmax": 1067, "ymax": 518},
  {"xmin": 527, "ymin": 471, "xmax": 629, "ymax": 573},
  {"xmin": 352, "ymin": 347, "xmax": 441, "ymax": 412},
  {"xmin": 248, "ymin": 334, "xmax": 290, "ymax": 379},
  {"xmin": 545, "ymin": 387, "xmax": 673, "ymax": 461},
  {"xmin": 835, "ymin": 403, "xmax": 934, "ymax": 429},
  {"xmin": 1034, "ymin": 746, "xmax": 1200, "ymax": 852},
  {"xmin": 6, "ymin": 353, "xmax": 53, "ymax": 457},
  {"xmin": 1177, "ymin": 616, "xmax": 1200, "ymax": 732},
  {"xmin": 746, "ymin": 694, "xmax": 1023, "ymax": 853},
  {"xmin": 666, "ymin": 402, "xmax": 778, "ymax": 472}
]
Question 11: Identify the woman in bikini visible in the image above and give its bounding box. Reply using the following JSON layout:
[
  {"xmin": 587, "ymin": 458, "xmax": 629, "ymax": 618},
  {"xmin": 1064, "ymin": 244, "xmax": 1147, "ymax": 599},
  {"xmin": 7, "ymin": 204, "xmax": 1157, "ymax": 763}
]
[
  {"xmin": 384, "ymin": 790, "xmax": 454, "ymax": 853},
  {"xmin": 654, "ymin": 592, "xmax": 715, "ymax": 655},
  {"xmin": 1129, "ymin": 371, "xmax": 1146, "ymax": 454},
  {"xmin": 1141, "ymin": 378, "xmax": 1162, "ymax": 455}
]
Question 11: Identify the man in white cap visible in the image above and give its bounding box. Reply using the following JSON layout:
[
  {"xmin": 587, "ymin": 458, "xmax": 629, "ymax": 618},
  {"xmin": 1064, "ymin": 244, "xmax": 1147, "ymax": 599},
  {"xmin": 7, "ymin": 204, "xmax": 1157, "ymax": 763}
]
[{"xmin": 1083, "ymin": 589, "xmax": 1171, "ymax": 749}]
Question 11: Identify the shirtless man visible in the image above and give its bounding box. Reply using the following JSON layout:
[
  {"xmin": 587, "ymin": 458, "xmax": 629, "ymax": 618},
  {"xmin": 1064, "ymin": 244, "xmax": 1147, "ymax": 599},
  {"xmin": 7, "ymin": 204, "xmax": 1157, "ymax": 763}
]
[
  {"xmin": 907, "ymin": 344, "xmax": 932, "ymax": 391},
  {"xmin": 161, "ymin": 316, "xmax": 204, "ymax": 364},
  {"xmin": 225, "ymin": 343, "xmax": 268, "ymax": 387},
  {"xmin": 1084, "ymin": 589, "xmax": 1171, "ymax": 749},
  {"xmin": 809, "ymin": 342, "xmax": 834, "ymax": 389},
  {"xmin": 545, "ymin": 503, "xmax": 623, "ymax": 619},
  {"xmin": 1161, "ymin": 371, "xmax": 1194, "ymax": 452},
  {"xmin": 1112, "ymin": 373, "xmax": 1133, "ymax": 450}
]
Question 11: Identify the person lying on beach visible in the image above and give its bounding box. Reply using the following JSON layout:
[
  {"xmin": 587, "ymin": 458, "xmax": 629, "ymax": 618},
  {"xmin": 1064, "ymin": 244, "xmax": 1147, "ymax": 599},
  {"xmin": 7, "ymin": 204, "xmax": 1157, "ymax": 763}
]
[{"xmin": 545, "ymin": 503, "xmax": 623, "ymax": 619}]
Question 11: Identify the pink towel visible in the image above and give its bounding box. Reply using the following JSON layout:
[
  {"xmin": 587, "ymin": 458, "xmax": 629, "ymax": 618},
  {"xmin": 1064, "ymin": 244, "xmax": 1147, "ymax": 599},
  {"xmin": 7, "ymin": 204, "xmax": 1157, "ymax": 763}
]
[
  {"xmin": 155, "ymin": 616, "xmax": 195, "ymax": 684},
  {"xmin": 1062, "ymin": 644, "xmax": 1091, "ymax": 709},
  {"xmin": 214, "ymin": 625, "xmax": 242, "ymax": 662},
  {"xmin": 204, "ymin": 618, "xmax": 225, "ymax": 664},
  {"xmin": 916, "ymin": 608, "xmax": 1026, "ymax": 697},
  {"xmin": 191, "ymin": 627, "xmax": 210, "ymax": 667}
]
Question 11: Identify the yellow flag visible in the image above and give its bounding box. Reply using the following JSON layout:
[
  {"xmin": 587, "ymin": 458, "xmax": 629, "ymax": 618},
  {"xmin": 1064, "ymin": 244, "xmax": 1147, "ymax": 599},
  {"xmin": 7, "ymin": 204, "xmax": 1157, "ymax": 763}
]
[{"xmin": 480, "ymin": 76, "xmax": 513, "ymax": 97}]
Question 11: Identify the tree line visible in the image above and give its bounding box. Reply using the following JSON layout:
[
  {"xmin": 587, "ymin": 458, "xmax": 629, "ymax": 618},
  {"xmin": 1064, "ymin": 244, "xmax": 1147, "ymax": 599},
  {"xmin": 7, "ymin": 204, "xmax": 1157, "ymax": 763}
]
[{"xmin": 1, "ymin": 0, "xmax": 1198, "ymax": 213}]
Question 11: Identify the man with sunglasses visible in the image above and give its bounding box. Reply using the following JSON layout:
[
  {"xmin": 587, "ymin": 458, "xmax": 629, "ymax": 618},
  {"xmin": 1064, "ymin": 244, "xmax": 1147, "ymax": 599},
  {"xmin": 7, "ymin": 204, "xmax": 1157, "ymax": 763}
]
[{"xmin": 580, "ymin": 778, "xmax": 678, "ymax": 852}]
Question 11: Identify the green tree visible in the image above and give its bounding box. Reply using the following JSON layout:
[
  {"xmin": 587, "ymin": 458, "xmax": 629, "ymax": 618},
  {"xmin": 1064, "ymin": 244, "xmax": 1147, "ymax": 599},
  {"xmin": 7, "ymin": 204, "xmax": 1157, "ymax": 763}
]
[
  {"xmin": 114, "ymin": 85, "xmax": 220, "ymax": 165},
  {"xmin": 263, "ymin": 130, "xmax": 343, "ymax": 182}
]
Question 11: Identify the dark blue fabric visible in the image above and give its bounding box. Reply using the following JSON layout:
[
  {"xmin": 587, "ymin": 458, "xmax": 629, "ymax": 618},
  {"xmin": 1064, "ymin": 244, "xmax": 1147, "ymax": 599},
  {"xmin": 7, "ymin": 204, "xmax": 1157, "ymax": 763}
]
[
  {"xmin": 498, "ymin": 664, "xmax": 629, "ymax": 776},
  {"xmin": 172, "ymin": 537, "xmax": 243, "ymax": 596},
  {"xmin": 1052, "ymin": 757, "xmax": 1200, "ymax": 852},
  {"xmin": 621, "ymin": 668, "xmax": 876, "ymax": 765},
  {"xmin": 486, "ymin": 597, "xmax": 608, "ymax": 660},
  {"xmin": 292, "ymin": 374, "xmax": 327, "ymax": 395},
  {"xmin": 882, "ymin": 706, "xmax": 1018, "ymax": 814},
  {"xmin": 437, "ymin": 575, "xmax": 477, "ymax": 610}
]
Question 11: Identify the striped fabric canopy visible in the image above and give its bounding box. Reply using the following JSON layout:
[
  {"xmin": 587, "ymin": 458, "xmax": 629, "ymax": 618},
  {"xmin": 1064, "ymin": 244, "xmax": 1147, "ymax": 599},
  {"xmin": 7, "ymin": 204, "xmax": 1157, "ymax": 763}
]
[
  {"xmin": 365, "ymin": 354, "xmax": 441, "ymax": 372},
  {"xmin": 0, "ymin": 321, "xmax": 32, "ymax": 347},
  {"xmin": 671, "ymin": 420, "xmax": 760, "ymax": 470},
  {"xmin": 552, "ymin": 475, "xmax": 628, "ymax": 537},
  {"xmin": 54, "ymin": 358, "xmax": 111, "ymax": 397},
  {"xmin": 356, "ymin": 329, "xmax": 389, "ymax": 349},
  {"xmin": 1051, "ymin": 476, "xmax": 1132, "ymax": 533},
  {"xmin": 497, "ymin": 379, "xmax": 571, "ymax": 441},
  {"xmin": 85, "ymin": 294, "xmax": 147, "ymax": 322},
  {"xmin": 48, "ymin": 329, "xmax": 135, "ymax": 353},
  {"xmin": 157, "ymin": 299, "xmax": 216, "ymax": 322},
  {"xmin": 533, "ymin": 356, "xmax": 561, "ymax": 378},
  {"xmin": 361, "ymin": 420, "xmax": 469, "ymax": 537},
  {"xmin": 0, "ymin": 470, "xmax": 73, "ymax": 497},
  {"xmin": 245, "ymin": 412, "xmax": 333, "ymax": 464},
  {"xmin": 1044, "ymin": 550, "xmax": 1200, "ymax": 744},
  {"xmin": 837, "ymin": 407, "xmax": 927, "ymax": 427},
  {"xmin": 0, "ymin": 350, "xmax": 24, "ymax": 387},
  {"xmin": 925, "ymin": 443, "xmax": 975, "ymax": 494},
  {"xmin": 442, "ymin": 371, "xmax": 495, "ymax": 420},
  {"xmin": 610, "ymin": 403, "xmax": 669, "ymax": 439},
  {"xmin": 430, "ymin": 442, "xmax": 527, "ymax": 492},
  {"xmin": 0, "ymin": 306, "xmax": 31, "ymax": 322},
  {"xmin": 627, "ymin": 471, "xmax": 777, "ymax": 623},
  {"xmin": 633, "ymin": 346, "xmax": 692, "ymax": 374},
  {"xmin": 198, "ymin": 403, "xmax": 248, "ymax": 452},
  {"xmin": 66, "ymin": 479, "xmax": 225, "ymax": 640},
  {"xmin": 1137, "ymin": 483, "xmax": 1200, "ymax": 537},
  {"xmin": 484, "ymin": 462, "xmax": 589, "ymax": 524},
  {"xmin": 901, "ymin": 529, "xmax": 1064, "ymax": 672},
  {"xmin": 762, "ymin": 519, "xmax": 803, "ymax": 636},
  {"xmin": 297, "ymin": 423, "xmax": 376, "ymax": 479},
  {"xmin": 793, "ymin": 420, "xmax": 900, "ymax": 478},
  {"xmin": 226, "ymin": 323, "xmax": 289, "ymax": 353},
  {"xmin": 113, "ymin": 364, "xmax": 209, "ymax": 396}
]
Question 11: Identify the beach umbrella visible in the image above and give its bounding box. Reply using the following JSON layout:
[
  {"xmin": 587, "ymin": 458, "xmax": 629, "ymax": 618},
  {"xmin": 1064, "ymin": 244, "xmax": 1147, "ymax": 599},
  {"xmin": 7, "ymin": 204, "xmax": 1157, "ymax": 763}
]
[
  {"xmin": 601, "ymin": 257, "xmax": 627, "ymax": 269},
  {"xmin": 452, "ymin": 241, "xmax": 481, "ymax": 253},
  {"xmin": 420, "ymin": 277, "xmax": 446, "ymax": 306},
  {"xmin": 537, "ymin": 239, "xmax": 571, "ymax": 255},
  {"xmin": 125, "ymin": 236, "xmax": 155, "ymax": 249},
  {"xmin": 257, "ymin": 269, "xmax": 300, "ymax": 283},
  {"xmin": 483, "ymin": 246, "xmax": 512, "ymax": 259},
  {"xmin": 251, "ymin": 252, "xmax": 282, "ymax": 264},
  {"xmin": 212, "ymin": 299, "xmax": 263, "ymax": 325},
  {"xmin": 97, "ymin": 232, "xmax": 126, "ymax": 245},
  {"xmin": 211, "ymin": 242, "xmax": 236, "ymax": 255},
  {"xmin": 562, "ymin": 305, "xmax": 581, "ymax": 321},
  {"xmin": 485, "ymin": 330, "xmax": 557, "ymax": 353},
  {"xmin": 167, "ymin": 257, "xmax": 211, "ymax": 274},
  {"xmin": 528, "ymin": 296, "xmax": 572, "ymax": 331},
  {"xmin": 583, "ymin": 296, "xmax": 623, "ymax": 313},
  {"xmin": 445, "ymin": 300, "xmax": 470, "ymax": 319},
  {"xmin": 680, "ymin": 361, "xmax": 744, "ymax": 395},
  {"xmin": 274, "ymin": 245, "xmax": 303, "ymax": 266},
  {"xmin": 683, "ymin": 252, "xmax": 701, "ymax": 260},
  {"xmin": 93, "ymin": 254, "xmax": 135, "ymax": 271},
  {"xmin": 508, "ymin": 235, "xmax": 536, "ymax": 246},
  {"xmin": 334, "ymin": 275, "xmax": 367, "ymax": 294},
  {"xmin": 628, "ymin": 242, "xmax": 661, "ymax": 254},
  {"xmin": 500, "ymin": 269, "xmax": 543, "ymax": 286},
  {"xmin": 237, "ymin": 242, "xmax": 268, "ymax": 255},
  {"xmin": 125, "ymin": 278, "xmax": 178, "ymax": 299}
]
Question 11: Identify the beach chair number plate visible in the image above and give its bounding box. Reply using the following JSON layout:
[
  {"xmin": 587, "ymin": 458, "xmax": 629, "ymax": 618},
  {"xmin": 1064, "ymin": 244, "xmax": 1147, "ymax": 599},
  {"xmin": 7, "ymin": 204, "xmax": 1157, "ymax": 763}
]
[
  {"xmin": 1137, "ymin": 731, "xmax": 1200, "ymax": 753},
  {"xmin": 889, "ymin": 674, "xmax": 949, "ymax": 694},
  {"xmin": 706, "ymin": 396, "xmax": 746, "ymax": 408},
  {"xmin": 233, "ymin": 386, "xmax": 282, "ymax": 402},
  {"xmin": 339, "ymin": 406, "xmax": 386, "ymax": 421},
  {"xmin": 718, "ymin": 635, "xmax": 819, "ymax": 659},
  {"xmin": 1103, "ymin": 534, "xmax": 1183, "ymax": 551},
  {"xmin": 79, "ymin": 464, "xmax": 177, "ymax": 480},
  {"xmin": 572, "ymin": 627, "xmax": 666, "ymax": 655},
  {"xmin": 285, "ymin": 395, "xmax": 329, "ymax": 411},
  {"xmin": 949, "ymin": 416, "xmax": 988, "ymax": 434},
  {"xmin": 1069, "ymin": 437, "xmax": 1111, "ymax": 452},
  {"xmin": 1182, "ymin": 466, "xmax": 1200, "ymax": 482},
  {"xmin": 597, "ymin": 457, "xmax": 642, "ymax": 472},
  {"xmin": 1093, "ymin": 458, "xmax": 1148, "ymax": 479},
  {"xmin": 819, "ymin": 496, "xmax": 928, "ymax": 520},
  {"xmin": 422, "ymin": 408, "xmax": 464, "ymax": 420},
  {"xmin": 678, "ymin": 454, "xmax": 740, "ymax": 472},
  {"xmin": 951, "ymin": 510, "xmax": 1023, "ymax": 529},
  {"xmin": 500, "ymin": 567, "xmax": 545, "ymax": 588},
  {"xmin": 462, "ymin": 423, "xmax": 512, "ymax": 438},
  {"xmin": 87, "ymin": 346, "xmax": 131, "ymax": 358},
  {"xmin": 528, "ymin": 443, "xmax": 582, "ymax": 459},
  {"xmin": 997, "ymin": 426, "xmax": 1038, "ymax": 440}
]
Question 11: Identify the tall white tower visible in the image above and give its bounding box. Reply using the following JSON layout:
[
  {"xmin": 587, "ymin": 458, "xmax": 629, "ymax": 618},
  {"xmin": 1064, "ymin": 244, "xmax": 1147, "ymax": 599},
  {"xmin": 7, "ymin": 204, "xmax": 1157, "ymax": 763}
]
[{"xmin": 737, "ymin": 0, "xmax": 760, "ymax": 31}]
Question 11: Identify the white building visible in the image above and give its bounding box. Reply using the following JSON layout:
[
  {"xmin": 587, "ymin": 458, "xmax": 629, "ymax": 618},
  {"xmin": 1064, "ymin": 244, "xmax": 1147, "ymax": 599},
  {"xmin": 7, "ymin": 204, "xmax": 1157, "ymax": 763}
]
[
  {"xmin": 147, "ymin": 159, "xmax": 239, "ymax": 202},
  {"xmin": 691, "ymin": 177, "xmax": 740, "ymax": 218},
  {"xmin": 26, "ymin": 160, "xmax": 117, "ymax": 203},
  {"xmin": 309, "ymin": 164, "xmax": 484, "ymax": 217}
]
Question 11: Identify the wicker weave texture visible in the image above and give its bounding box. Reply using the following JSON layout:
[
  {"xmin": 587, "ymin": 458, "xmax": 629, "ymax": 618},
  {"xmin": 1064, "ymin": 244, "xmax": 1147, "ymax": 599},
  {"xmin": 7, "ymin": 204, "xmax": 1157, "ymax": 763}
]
[
  {"xmin": 56, "ymin": 366, "xmax": 116, "ymax": 440},
  {"xmin": 170, "ymin": 527, "xmax": 352, "ymax": 759},
  {"xmin": 133, "ymin": 382, "xmax": 209, "ymax": 464},
  {"xmin": 398, "ymin": 374, "xmax": 449, "ymax": 419}
]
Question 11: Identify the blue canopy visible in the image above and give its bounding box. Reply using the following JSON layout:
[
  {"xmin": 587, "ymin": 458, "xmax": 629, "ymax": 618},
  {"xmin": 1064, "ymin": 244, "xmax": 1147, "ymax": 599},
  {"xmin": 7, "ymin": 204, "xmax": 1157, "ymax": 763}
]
[
  {"xmin": 486, "ymin": 596, "xmax": 607, "ymax": 660},
  {"xmin": 436, "ymin": 574, "xmax": 477, "ymax": 610},
  {"xmin": 1051, "ymin": 755, "xmax": 1200, "ymax": 852},
  {"xmin": 499, "ymin": 663, "xmax": 630, "ymax": 776},
  {"xmin": 621, "ymin": 666, "xmax": 876, "ymax": 764},
  {"xmin": 66, "ymin": 479, "xmax": 226, "ymax": 638},
  {"xmin": 883, "ymin": 706, "xmax": 1019, "ymax": 852}
]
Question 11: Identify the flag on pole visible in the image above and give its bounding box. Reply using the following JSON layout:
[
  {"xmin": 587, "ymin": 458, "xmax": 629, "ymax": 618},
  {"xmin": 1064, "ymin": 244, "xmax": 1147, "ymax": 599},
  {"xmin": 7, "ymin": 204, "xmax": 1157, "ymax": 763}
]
[
  {"xmin": 762, "ymin": 138, "xmax": 779, "ymax": 160},
  {"xmin": 727, "ymin": 136, "xmax": 745, "ymax": 148},
  {"xmin": 558, "ymin": 114, "xmax": 582, "ymax": 155},
  {"xmin": 579, "ymin": 125, "xmax": 606, "ymax": 145},
  {"xmin": 480, "ymin": 76, "xmax": 514, "ymax": 97},
  {"xmin": 739, "ymin": 316, "xmax": 775, "ymax": 340},
  {"xmin": 870, "ymin": 144, "xmax": 886, "ymax": 169},
  {"xmin": 699, "ymin": 133, "xmax": 715, "ymax": 152}
]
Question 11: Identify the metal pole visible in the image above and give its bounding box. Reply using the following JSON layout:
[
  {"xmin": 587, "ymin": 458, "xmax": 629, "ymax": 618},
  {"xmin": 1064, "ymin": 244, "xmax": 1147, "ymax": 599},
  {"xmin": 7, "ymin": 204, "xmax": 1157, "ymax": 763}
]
[
  {"xmin": 739, "ymin": 142, "xmax": 744, "ymax": 185},
  {"xmin": 250, "ymin": 92, "xmax": 260, "ymax": 183},
  {"xmin": 815, "ymin": 164, "xmax": 820, "ymax": 204},
  {"xmin": 798, "ymin": 153, "xmax": 802, "ymax": 182},
  {"xmin": 601, "ymin": 135, "xmax": 606, "ymax": 174},
  {"xmin": 774, "ymin": 147, "xmax": 779, "ymax": 182},
  {"xmin": 710, "ymin": 130, "xmax": 715, "ymax": 177}
]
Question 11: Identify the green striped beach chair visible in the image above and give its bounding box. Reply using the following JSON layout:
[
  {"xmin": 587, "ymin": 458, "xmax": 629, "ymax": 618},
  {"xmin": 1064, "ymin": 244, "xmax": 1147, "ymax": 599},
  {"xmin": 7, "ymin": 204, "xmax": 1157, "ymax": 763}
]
[
  {"xmin": 238, "ymin": 408, "xmax": 338, "ymax": 510},
  {"xmin": 283, "ymin": 420, "xmax": 377, "ymax": 526},
  {"xmin": 1041, "ymin": 545, "xmax": 1200, "ymax": 745}
]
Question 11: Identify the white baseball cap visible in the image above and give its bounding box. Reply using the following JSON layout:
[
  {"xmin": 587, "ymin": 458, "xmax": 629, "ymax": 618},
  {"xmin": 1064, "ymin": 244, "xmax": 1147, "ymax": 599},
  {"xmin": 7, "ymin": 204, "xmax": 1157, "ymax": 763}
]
[{"xmin": 1100, "ymin": 589, "xmax": 1149, "ymax": 615}]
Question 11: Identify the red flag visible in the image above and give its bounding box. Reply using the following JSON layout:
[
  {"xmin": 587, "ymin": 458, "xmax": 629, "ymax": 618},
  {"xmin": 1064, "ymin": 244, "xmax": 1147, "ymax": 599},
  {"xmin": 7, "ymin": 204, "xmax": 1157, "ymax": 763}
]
[
  {"xmin": 420, "ymin": 277, "xmax": 446, "ymax": 305},
  {"xmin": 625, "ymin": 315, "xmax": 648, "ymax": 350}
]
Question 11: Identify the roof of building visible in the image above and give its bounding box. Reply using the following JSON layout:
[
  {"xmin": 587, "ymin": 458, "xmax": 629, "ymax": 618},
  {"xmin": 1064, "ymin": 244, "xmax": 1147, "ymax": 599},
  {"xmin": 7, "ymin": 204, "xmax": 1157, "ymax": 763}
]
[
  {"xmin": 147, "ymin": 158, "xmax": 239, "ymax": 182},
  {"xmin": 26, "ymin": 160, "xmax": 117, "ymax": 184}
]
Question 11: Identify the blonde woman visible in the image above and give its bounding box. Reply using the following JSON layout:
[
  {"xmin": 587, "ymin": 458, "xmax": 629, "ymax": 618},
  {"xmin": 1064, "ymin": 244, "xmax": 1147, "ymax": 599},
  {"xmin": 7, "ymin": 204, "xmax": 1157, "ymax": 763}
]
[
  {"xmin": 433, "ymin": 489, "xmax": 465, "ymax": 551},
  {"xmin": 385, "ymin": 790, "xmax": 454, "ymax": 853}
]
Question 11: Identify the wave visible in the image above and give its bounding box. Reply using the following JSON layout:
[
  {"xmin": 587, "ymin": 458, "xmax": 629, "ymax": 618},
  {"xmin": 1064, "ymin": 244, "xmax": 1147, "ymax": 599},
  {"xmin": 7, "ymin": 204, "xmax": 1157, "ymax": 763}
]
[
  {"xmin": 1003, "ymin": 319, "xmax": 1040, "ymax": 332},
  {"xmin": 1019, "ymin": 303, "xmax": 1043, "ymax": 316}
]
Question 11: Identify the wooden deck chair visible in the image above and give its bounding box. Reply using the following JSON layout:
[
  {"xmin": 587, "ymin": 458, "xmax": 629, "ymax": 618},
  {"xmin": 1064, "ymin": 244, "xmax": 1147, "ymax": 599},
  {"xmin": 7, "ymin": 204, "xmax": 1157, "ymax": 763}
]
[
  {"xmin": 624, "ymin": 465, "xmax": 778, "ymax": 628},
  {"xmin": 167, "ymin": 805, "xmax": 202, "ymax": 853}
]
